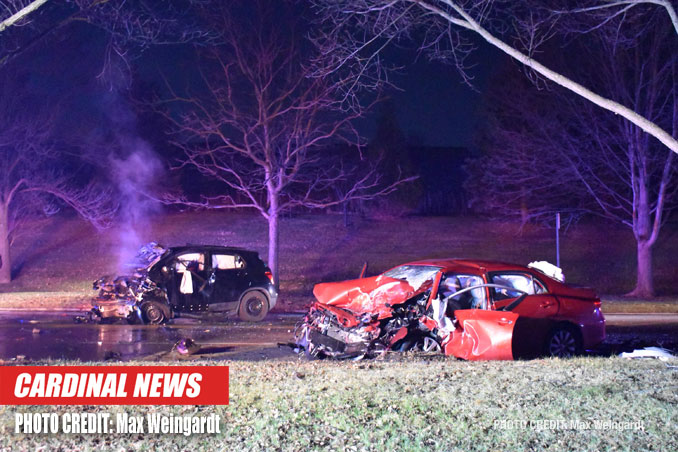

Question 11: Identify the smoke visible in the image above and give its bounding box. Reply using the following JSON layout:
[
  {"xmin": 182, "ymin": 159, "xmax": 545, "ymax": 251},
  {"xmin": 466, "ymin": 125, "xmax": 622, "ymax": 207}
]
[
  {"xmin": 97, "ymin": 74, "xmax": 164, "ymax": 272},
  {"xmin": 110, "ymin": 139, "xmax": 163, "ymax": 271}
]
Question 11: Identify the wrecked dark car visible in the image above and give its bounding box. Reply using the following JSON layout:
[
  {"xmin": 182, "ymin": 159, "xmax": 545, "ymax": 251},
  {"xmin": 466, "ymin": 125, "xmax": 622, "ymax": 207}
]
[
  {"xmin": 89, "ymin": 243, "xmax": 277, "ymax": 324},
  {"xmin": 295, "ymin": 259, "xmax": 605, "ymax": 360}
]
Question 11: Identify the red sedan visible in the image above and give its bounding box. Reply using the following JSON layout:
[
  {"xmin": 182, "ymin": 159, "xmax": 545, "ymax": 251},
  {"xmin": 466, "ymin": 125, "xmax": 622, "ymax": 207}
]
[{"xmin": 296, "ymin": 259, "xmax": 605, "ymax": 360}]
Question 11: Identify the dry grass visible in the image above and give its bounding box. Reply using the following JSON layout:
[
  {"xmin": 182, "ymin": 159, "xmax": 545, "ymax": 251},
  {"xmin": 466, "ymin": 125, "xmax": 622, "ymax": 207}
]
[
  {"xmin": 2, "ymin": 212, "xmax": 678, "ymax": 311},
  {"xmin": 601, "ymin": 297, "xmax": 678, "ymax": 313},
  {"xmin": 0, "ymin": 356, "xmax": 676, "ymax": 451}
]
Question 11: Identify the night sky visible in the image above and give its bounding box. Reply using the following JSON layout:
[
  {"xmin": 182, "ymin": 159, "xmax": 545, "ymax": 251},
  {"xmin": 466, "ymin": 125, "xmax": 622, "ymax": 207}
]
[
  {"xmin": 133, "ymin": 35, "xmax": 501, "ymax": 151},
  {"xmin": 367, "ymin": 42, "xmax": 499, "ymax": 148},
  {"xmin": 8, "ymin": 4, "xmax": 501, "ymax": 154}
]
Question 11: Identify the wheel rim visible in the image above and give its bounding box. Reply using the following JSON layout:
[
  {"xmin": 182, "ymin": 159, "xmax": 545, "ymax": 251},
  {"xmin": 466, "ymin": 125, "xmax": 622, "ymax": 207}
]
[
  {"xmin": 246, "ymin": 297, "xmax": 263, "ymax": 316},
  {"xmin": 146, "ymin": 306, "xmax": 163, "ymax": 323},
  {"xmin": 422, "ymin": 337, "xmax": 441, "ymax": 353},
  {"xmin": 549, "ymin": 330, "xmax": 577, "ymax": 357}
]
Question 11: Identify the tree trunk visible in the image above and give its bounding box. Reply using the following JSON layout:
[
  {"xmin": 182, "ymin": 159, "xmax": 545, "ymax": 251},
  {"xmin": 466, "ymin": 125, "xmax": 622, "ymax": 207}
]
[
  {"xmin": 0, "ymin": 202, "xmax": 10, "ymax": 284},
  {"xmin": 629, "ymin": 240, "xmax": 654, "ymax": 298},
  {"xmin": 628, "ymin": 175, "xmax": 655, "ymax": 298},
  {"xmin": 267, "ymin": 196, "xmax": 280, "ymax": 291}
]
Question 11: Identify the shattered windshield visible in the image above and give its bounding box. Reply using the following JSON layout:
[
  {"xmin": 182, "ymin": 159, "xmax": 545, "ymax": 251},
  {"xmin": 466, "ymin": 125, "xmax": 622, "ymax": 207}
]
[
  {"xmin": 382, "ymin": 265, "xmax": 441, "ymax": 291},
  {"xmin": 124, "ymin": 242, "xmax": 167, "ymax": 271}
]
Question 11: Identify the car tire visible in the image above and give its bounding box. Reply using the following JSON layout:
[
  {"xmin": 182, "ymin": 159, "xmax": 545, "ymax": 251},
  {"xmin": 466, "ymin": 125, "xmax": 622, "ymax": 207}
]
[
  {"xmin": 396, "ymin": 336, "xmax": 441, "ymax": 353},
  {"xmin": 545, "ymin": 325, "xmax": 582, "ymax": 358},
  {"xmin": 141, "ymin": 301, "xmax": 169, "ymax": 325},
  {"xmin": 420, "ymin": 336, "xmax": 442, "ymax": 353},
  {"xmin": 395, "ymin": 339, "xmax": 414, "ymax": 352},
  {"xmin": 238, "ymin": 291, "xmax": 269, "ymax": 322}
]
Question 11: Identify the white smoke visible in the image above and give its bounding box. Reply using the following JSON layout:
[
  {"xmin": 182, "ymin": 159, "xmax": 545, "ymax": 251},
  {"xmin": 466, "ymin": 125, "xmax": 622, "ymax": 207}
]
[{"xmin": 110, "ymin": 139, "xmax": 163, "ymax": 272}]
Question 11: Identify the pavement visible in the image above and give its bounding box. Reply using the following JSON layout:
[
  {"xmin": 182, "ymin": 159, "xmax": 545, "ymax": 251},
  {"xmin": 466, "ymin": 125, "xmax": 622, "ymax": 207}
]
[
  {"xmin": 604, "ymin": 313, "xmax": 678, "ymax": 324},
  {"xmin": 0, "ymin": 310, "xmax": 301, "ymax": 362},
  {"xmin": 0, "ymin": 310, "xmax": 675, "ymax": 362}
]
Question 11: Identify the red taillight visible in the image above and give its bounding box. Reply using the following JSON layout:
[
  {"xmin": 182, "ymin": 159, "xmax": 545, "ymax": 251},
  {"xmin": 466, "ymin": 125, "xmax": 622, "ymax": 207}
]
[
  {"xmin": 594, "ymin": 301, "xmax": 602, "ymax": 308},
  {"xmin": 265, "ymin": 271, "xmax": 274, "ymax": 285}
]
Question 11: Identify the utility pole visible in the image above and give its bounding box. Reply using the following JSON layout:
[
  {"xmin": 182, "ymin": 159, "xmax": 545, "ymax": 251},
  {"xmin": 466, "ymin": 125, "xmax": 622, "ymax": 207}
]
[{"xmin": 556, "ymin": 212, "xmax": 561, "ymax": 268}]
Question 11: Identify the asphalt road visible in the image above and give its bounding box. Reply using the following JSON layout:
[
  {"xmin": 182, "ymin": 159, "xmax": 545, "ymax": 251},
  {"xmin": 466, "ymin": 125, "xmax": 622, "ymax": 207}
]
[
  {"xmin": 0, "ymin": 310, "xmax": 301, "ymax": 362},
  {"xmin": 0, "ymin": 310, "xmax": 675, "ymax": 362}
]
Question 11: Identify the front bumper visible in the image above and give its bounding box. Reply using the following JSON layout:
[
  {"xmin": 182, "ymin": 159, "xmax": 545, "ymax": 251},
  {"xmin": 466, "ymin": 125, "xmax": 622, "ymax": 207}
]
[{"xmin": 91, "ymin": 298, "xmax": 137, "ymax": 319}]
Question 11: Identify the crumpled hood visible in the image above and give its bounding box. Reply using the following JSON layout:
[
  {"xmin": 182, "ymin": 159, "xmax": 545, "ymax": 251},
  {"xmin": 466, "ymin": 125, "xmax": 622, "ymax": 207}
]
[{"xmin": 313, "ymin": 275, "xmax": 417, "ymax": 318}]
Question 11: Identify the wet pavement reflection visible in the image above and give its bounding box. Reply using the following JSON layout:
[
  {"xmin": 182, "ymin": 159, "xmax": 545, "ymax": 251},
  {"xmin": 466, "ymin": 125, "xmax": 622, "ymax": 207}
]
[
  {"xmin": 0, "ymin": 310, "xmax": 674, "ymax": 362},
  {"xmin": 0, "ymin": 310, "xmax": 300, "ymax": 362}
]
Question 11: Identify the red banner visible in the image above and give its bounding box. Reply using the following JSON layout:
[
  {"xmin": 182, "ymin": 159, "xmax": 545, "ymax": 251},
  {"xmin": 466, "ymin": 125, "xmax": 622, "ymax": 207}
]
[{"xmin": 0, "ymin": 366, "xmax": 229, "ymax": 405}]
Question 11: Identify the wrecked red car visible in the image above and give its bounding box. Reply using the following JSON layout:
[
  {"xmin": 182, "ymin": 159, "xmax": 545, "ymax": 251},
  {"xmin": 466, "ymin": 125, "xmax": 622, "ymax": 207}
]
[{"xmin": 295, "ymin": 259, "xmax": 605, "ymax": 360}]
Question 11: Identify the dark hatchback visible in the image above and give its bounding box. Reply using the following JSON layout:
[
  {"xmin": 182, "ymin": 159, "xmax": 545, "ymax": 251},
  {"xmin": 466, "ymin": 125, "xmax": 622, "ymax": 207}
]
[{"xmin": 91, "ymin": 243, "xmax": 278, "ymax": 324}]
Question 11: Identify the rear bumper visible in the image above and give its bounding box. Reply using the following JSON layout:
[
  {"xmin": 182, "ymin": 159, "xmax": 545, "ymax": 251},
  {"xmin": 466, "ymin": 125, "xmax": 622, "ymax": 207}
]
[
  {"xmin": 266, "ymin": 285, "xmax": 279, "ymax": 310},
  {"xmin": 580, "ymin": 310, "xmax": 606, "ymax": 349}
]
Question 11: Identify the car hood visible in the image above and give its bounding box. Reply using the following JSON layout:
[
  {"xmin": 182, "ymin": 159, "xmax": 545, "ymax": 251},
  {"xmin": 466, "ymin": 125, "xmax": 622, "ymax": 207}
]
[{"xmin": 313, "ymin": 275, "xmax": 420, "ymax": 318}]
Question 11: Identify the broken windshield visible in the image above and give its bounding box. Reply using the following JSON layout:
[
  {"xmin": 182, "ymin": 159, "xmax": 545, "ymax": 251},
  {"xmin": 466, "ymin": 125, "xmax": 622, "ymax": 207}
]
[
  {"xmin": 382, "ymin": 265, "xmax": 440, "ymax": 291},
  {"xmin": 123, "ymin": 242, "xmax": 167, "ymax": 271}
]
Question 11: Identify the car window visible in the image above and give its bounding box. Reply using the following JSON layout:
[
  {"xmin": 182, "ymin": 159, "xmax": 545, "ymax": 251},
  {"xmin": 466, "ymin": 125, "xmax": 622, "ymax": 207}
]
[
  {"xmin": 174, "ymin": 253, "xmax": 205, "ymax": 271},
  {"xmin": 440, "ymin": 273, "xmax": 486, "ymax": 309},
  {"xmin": 533, "ymin": 277, "xmax": 547, "ymax": 294},
  {"xmin": 490, "ymin": 273, "xmax": 541, "ymax": 300},
  {"xmin": 382, "ymin": 265, "xmax": 440, "ymax": 291},
  {"xmin": 212, "ymin": 253, "xmax": 245, "ymax": 270}
]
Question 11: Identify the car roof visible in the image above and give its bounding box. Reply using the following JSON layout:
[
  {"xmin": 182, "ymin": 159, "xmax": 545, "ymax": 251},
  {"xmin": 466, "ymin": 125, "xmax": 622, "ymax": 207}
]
[
  {"xmin": 168, "ymin": 245, "xmax": 259, "ymax": 257},
  {"xmin": 403, "ymin": 258, "xmax": 533, "ymax": 274}
]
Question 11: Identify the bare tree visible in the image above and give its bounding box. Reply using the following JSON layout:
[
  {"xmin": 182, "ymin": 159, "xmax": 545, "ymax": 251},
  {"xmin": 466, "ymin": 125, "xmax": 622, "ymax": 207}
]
[
  {"xmin": 158, "ymin": 2, "xmax": 412, "ymax": 285},
  {"xmin": 1, "ymin": 0, "xmax": 214, "ymax": 80},
  {"xmin": 464, "ymin": 62, "xmax": 587, "ymax": 229},
  {"xmin": 0, "ymin": 71, "xmax": 117, "ymax": 284},
  {"xmin": 467, "ymin": 23, "xmax": 677, "ymax": 297},
  {"xmin": 0, "ymin": 0, "xmax": 48, "ymax": 33},
  {"xmin": 568, "ymin": 1, "xmax": 678, "ymax": 36},
  {"xmin": 311, "ymin": 0, "xmax": 678, "ymax": 155}
]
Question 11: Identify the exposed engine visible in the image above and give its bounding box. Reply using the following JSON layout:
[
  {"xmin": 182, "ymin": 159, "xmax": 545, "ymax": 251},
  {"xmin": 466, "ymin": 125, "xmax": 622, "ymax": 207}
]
[
  {"xmin": 85, "ymin": 242, "xmax": 168, "ymax": 323},
  {"xmin": 295, "ymin": 291, "xmax": 435, "ymax": 359}
]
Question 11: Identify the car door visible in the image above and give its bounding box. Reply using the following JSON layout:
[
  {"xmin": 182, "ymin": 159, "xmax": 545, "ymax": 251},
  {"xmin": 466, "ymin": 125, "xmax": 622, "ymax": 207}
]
[
  {"xmin": 489, "ymin": 272, "xmax": 559, "ymax": 318},
  {"xmin": 209, "ymin": 252, "xmax": 246, "ymax": 312},
  {"xmin": 168, "ymin": 252, "xmax": 211, "ymax": 312},
  {"xmin": 489, "ymin": 271, "xmax": 559, "ymax": 358},
  {"xmin": 442, "ymin": 309, "xmax": 518, "ymax": 360}
]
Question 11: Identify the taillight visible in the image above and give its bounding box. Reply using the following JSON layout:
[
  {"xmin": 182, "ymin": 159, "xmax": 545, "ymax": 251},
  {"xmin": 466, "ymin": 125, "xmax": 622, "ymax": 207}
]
[
  {"xmin": 265, "ymin": 271, "xmax": 274, "ymax": 285},
  {"xmin": 594, "ymin": 301, "xmax": 601, "ymax": 308}
]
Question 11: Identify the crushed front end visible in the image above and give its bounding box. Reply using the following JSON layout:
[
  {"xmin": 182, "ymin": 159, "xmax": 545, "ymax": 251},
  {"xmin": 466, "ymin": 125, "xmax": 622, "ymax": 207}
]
[
  {"xmin": 295, "ymin": 304, "xmax": 382, "ymax": 359},
  {"xmin": 85, "ymin": 242, "xmax": 168, "ymax": 323},
  {"xmin": 295, "ymin": 288, "xmax": 434, "ymax": 359},
  {"xmin": 89, "ymin": 273, "xmax": 166, "ymax": 322}
]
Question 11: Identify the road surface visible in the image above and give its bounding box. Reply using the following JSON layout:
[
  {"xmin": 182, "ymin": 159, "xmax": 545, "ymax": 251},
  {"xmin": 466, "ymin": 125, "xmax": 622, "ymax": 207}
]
[
  {"xmin": 0, "ymin": 310, "xmax": 300, "ymax": 362},
  {"xmin": 0, "ymin": 310, "xmax": 675, "ymax": 362}
]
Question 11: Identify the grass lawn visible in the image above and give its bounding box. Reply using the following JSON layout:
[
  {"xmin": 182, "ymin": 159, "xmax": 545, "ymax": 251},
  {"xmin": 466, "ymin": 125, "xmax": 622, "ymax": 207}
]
[
  {"xmin": 2, "ymin": 211, "xmax": 678, "ymax": 311},
  {"xmin": 1, "ymin": 356, "xmax": 676, "ymax": 451}
]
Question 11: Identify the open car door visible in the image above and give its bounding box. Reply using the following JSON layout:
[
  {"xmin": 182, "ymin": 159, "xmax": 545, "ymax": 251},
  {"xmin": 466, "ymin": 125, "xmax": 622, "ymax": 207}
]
[{"xmin": 442, "ymin": 309, "xmax": 518, "ymax": 360}]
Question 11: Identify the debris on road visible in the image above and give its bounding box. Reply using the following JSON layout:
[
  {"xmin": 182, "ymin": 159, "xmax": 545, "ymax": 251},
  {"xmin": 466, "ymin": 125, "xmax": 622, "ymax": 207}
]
[
  {"xmin": 620, "ymin": 347, "xmax": 676, "ymax": 361},
  {"xmin": 174, "ymin": 338, "xmax": 200, "ymax": 355}
]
